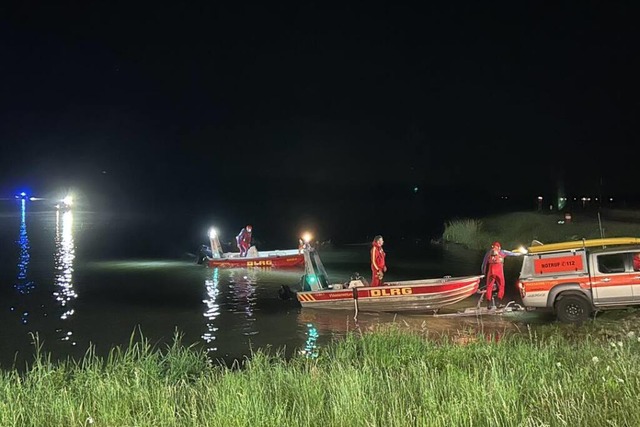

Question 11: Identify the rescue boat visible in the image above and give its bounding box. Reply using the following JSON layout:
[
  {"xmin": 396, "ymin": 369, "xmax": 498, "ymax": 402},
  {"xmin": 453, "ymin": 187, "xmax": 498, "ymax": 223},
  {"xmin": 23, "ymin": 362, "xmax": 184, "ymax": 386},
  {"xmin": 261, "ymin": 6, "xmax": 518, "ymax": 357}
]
[
  {"xmin": 204, "ymin": 248, "xmax": 305, "ymax": 269},
  {"xmin": 196, "ymin": 228, "xmax": 306, "ymax": 269},
  {"xmin": 283, "ymin": 248, "xmax": 483, "ymax": 312},
  {"xmin": 296, "ymin": 276, "xmax": 483, "ymax": 311}
]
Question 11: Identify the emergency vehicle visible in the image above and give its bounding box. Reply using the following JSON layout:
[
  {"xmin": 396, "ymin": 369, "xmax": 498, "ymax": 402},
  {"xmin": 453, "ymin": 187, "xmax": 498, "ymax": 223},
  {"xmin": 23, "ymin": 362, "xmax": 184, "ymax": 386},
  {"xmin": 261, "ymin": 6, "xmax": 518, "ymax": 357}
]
[{"xmin": 517, "ymin": 237, "xmax": 640, "ymax": 323}]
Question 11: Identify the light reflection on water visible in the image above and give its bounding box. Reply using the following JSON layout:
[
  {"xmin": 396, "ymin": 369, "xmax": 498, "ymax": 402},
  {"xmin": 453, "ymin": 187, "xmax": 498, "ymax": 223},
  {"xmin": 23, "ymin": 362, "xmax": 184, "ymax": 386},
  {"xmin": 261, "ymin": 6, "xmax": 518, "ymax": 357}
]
[
  {"xmin": 53, "ymin": 209, "xmax": 77, "ymax": 344},
  {"xmin": 12, "ymin": 199, "xmax": 35, "ymax": 326},
  {"xmin": 15, "ymin": 199, "xmax": 34, "ymax": 296},
  {"xmin": 85, "ymin": 260, "xmax": 189, "ymax": 269},
  {"xmin": 296, "ymin": 308, "xmax": 529, "ymax": 339},
  {"xmin": 228, "ymin": 269, "xmax": 258, "ymax": 336},
  {"xmin": 202, "ymin": 267, "xmax": 221, "ymax": 352},
  {"xmin": 300, "ymin": 323, "xmax": 319, "ymax": 359}
]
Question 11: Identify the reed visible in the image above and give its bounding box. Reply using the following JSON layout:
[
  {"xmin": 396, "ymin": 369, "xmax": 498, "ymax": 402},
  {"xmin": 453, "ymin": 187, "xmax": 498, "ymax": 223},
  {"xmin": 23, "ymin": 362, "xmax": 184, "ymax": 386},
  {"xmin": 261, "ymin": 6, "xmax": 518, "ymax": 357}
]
[
  {"xmin": 443, "ymin": 211, "xmax": 640, "ymax": 250},
  {"xmin": 1, "ymin": 325, "xmax": 640, "ymax": 426},
  {"xmin": 442, "ymin": 218, "xmax": 491, "ymax": 250}
]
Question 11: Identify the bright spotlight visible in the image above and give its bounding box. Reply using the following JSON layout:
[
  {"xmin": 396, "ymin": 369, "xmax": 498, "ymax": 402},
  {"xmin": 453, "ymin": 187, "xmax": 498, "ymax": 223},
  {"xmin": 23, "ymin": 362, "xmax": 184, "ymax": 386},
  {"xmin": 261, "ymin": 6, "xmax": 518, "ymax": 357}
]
[{"xmin": 208, "ymin": 228, "xmax": 217, "ymax": 239}]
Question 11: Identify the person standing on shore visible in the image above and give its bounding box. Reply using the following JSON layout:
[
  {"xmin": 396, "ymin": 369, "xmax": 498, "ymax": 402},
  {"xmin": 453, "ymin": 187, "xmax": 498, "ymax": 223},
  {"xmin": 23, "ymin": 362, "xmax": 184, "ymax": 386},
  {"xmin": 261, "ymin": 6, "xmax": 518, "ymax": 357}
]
[
  {"xmin": 481, "ymin": 241, "xmax": 520, "ymax": 308},
  {"xmin": 370, "ymin": 235, "xmax": 387, "ymax": 287}
]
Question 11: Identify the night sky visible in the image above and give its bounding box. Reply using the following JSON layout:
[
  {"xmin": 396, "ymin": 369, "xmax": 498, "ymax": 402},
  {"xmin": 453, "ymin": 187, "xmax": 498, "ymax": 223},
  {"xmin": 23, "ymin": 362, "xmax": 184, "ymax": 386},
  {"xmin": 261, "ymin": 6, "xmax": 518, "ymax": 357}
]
[{"xmin": 1, "ymin": 2, "xmax": 638, "ymax": 240}]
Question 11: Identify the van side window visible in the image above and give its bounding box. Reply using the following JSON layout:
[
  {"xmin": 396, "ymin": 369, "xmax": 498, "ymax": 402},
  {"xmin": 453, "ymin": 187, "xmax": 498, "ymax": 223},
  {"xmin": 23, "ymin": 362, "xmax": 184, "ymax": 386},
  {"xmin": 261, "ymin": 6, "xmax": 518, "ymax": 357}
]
[{"xmin": 597, "ymin": 254, "xmax": 626, "ymax": 274}]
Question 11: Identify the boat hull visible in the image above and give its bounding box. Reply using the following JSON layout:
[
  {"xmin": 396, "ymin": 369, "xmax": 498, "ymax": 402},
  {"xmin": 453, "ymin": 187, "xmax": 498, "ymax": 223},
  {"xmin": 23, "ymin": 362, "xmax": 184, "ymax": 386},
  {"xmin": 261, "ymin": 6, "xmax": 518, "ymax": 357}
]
[
  {"xmin": 296, "ymin": 275, "xmax": 482, "ymax": 312},
  {"xmin": 206, "ymin": 250, "xmax": 304, "ymax": 269}
]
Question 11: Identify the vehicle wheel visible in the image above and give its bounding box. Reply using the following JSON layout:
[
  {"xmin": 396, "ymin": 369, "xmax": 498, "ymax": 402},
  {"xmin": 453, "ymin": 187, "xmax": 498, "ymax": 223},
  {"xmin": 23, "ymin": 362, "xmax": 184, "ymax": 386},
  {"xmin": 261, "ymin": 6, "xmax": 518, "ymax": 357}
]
[{"xmin": 555, "ymin": 295, "xmax": 591, "ymax": 324}]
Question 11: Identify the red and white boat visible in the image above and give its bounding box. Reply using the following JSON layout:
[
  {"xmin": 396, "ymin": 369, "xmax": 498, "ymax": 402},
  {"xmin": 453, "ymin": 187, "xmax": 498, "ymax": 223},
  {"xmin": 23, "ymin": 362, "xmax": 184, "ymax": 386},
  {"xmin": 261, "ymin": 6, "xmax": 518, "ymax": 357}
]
[
  {"xmin": 289, "ymin": 248, "xmax": 482, "ymax": 312},
  {"xmin": 206, "ymin": 249, "xmax": 305, "ymax": 269},
  {"xmin": 199, "ymin": 228, "xmax": 305, "ymax": 269},
  {"xmin": 296, "ymin": 276, "xmax": 482, "ymax": 311}
]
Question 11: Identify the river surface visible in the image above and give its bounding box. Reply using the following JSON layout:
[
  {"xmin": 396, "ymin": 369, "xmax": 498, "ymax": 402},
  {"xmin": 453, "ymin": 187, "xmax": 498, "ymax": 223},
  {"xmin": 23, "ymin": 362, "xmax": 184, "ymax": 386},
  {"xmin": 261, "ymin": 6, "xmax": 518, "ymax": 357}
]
[{"xmin": 0, "ymin": 200, "xmax": 548, "ymax": 369}]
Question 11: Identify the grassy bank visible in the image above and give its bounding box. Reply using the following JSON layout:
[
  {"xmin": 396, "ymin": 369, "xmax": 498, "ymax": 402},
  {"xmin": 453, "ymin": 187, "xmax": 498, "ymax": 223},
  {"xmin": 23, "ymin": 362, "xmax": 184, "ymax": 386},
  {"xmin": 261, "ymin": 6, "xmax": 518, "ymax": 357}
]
[
  {"xmin": 442, "ymin": 210, "xmax": 640, "ymax": 250},
  {"xmin": 2, "ymin": 326, "xmax": 640, "ymax": 427}
]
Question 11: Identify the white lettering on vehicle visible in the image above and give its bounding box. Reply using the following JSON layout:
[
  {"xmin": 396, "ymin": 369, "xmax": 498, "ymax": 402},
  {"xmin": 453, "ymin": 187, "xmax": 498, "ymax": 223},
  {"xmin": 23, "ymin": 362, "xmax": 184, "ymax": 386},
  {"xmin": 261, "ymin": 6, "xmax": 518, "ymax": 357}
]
[{"xmin": 540, "ymin": 260, "xmax": 577, "ymax": 268}]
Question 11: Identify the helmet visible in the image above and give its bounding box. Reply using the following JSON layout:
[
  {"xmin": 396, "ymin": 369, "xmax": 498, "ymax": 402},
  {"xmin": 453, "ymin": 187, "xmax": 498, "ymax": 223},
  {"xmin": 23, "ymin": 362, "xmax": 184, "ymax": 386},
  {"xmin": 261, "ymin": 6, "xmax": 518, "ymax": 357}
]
[
  {"xmin": 492, "ymin": 241, "xmax": 501, "ymax": 248},
  {"xmin": 246, "ymin": 225, "xmax": 252, "ymax": 231}
]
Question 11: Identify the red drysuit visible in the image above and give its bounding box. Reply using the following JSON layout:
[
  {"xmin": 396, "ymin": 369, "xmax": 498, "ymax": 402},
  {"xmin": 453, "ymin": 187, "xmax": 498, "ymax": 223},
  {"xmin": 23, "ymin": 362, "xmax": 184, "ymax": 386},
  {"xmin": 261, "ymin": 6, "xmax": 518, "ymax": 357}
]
[
  {"xmin": 481, "ymin": 242, "xmax": 518, "ymax": 303},
  {"xmin": 370, "ymin": 239, "xmax": 386, "ymax": 287},
  {"xmin": 236, "ymin": 226, "xmax": 252, "ymax": 257}
]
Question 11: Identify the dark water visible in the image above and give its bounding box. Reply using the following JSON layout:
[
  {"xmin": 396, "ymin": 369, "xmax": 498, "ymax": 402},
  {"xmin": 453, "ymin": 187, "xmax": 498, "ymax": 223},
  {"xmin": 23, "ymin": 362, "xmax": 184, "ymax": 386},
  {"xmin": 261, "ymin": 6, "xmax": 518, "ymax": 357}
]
[{"xmin": 0, "ymin": 201, "xmax": 544, "ymax": 369}]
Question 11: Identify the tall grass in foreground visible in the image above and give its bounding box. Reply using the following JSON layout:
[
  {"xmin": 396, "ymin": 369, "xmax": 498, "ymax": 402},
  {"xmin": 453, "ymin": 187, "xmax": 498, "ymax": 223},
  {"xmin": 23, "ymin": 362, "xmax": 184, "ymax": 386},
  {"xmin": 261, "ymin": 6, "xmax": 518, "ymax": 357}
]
[{"xmin": 1, "ymin": 327, "xmax": 640, "ymax": 427}]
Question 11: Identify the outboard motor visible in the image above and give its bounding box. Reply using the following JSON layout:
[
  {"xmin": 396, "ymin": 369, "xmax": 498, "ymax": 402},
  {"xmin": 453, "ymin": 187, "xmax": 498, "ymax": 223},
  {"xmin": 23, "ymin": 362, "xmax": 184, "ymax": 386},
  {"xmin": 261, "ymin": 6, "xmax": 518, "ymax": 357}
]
[
  {"xmin": 278, "ymin": 285, "xmax": 296, "ymax": 301},
  {"xmin": 195, "ymin": 245, "xmax": 212, "ymax": 265},
  {"xmin": 346, "ymin": 272, "xmax": 367, "ymax": 288}
]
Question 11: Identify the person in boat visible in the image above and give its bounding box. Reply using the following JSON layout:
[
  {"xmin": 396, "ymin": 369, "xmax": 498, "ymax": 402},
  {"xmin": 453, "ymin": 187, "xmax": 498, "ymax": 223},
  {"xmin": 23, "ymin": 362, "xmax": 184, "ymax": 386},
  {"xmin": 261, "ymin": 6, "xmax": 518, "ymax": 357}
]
[
  {"xmin": 370, "ymin": 235, "xmax": 387, "ymax": 287},
  {"xmin": 481, "ymin": 241, "xmax": 520, "ymax": 309},
  {"xmin": 634, "ymin": 253, "xmax": 640, "ymax": 271},
  {"xmin": 236, "ymin": 225, "xmax": 253, "ymax": 257}
]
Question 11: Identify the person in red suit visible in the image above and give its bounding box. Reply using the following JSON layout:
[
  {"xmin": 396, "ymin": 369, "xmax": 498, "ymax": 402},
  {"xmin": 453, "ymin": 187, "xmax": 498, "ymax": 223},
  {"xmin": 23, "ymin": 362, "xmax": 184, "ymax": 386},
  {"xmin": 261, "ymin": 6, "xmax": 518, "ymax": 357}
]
[
  {"xmin": 236, "ymin": 225, "xmax": 253, "ymax": 257},
  {"xmin": 481, "ymin": 241, "xmax": 521, "ymax": 309},
  {"xmin": 370, "ymin": 235, "xmax": 387, "ymax": 287}
]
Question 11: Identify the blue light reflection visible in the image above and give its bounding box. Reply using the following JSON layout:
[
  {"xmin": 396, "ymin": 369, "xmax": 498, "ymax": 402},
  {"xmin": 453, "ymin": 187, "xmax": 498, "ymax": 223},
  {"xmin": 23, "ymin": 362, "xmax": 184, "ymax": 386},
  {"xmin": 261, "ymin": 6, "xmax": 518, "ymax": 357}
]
[{"xmin": 15, "ymin": 199, "xmax": 35, "ymax": 296}]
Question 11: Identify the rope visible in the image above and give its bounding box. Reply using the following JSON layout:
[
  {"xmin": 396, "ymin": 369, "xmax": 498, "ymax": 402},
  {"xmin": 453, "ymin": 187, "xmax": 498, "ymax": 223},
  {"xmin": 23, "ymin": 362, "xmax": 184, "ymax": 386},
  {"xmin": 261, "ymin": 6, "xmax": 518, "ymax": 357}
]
[{"xmin": 353, "ymin": 287, "xmax": 359, "ymax": 320}]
